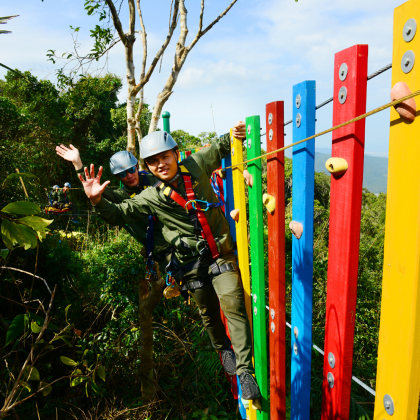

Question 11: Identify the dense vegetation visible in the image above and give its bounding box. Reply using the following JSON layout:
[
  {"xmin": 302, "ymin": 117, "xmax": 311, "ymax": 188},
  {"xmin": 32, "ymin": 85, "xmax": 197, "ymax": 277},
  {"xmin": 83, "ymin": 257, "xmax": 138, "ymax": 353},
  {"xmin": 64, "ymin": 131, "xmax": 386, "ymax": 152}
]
[{"xmin": 1, "ymin": 71, "xmax": 386, "ymax": 419}]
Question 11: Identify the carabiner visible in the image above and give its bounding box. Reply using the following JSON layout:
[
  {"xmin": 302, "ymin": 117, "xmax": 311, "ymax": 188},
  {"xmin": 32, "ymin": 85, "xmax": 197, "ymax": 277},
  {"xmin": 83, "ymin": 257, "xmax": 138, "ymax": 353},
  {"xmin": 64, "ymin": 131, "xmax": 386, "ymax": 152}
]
[{"xmin": 184, "ymin": 200, "xmax": 197, "ymax": 211}]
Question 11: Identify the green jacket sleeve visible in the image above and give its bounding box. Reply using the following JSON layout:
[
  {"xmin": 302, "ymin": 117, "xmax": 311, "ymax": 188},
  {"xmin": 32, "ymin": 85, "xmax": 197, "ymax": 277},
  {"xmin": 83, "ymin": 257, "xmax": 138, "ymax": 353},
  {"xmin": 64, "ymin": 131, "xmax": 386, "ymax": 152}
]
[
  {"xmin": 94, "ymin": 194, "xmax": 151, "ymax": 227},
  {"xmin": 102, "ymin": 187, "xmax": 128, "ymax": 204},
  {"xmin": 190, "ymin": 133, "xmax": 231, "ymax": 178}
]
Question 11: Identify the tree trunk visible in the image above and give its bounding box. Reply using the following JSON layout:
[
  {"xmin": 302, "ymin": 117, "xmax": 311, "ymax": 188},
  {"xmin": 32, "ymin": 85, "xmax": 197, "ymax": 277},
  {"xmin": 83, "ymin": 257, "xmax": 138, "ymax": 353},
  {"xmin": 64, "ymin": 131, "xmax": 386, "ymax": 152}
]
[
  {"xmin": 138, "ymin": 265, "xmax": 165, "ymax": 401},
  {"xmin": 125, "ymin": 35, "xmax": 138, "ymax": 155}
]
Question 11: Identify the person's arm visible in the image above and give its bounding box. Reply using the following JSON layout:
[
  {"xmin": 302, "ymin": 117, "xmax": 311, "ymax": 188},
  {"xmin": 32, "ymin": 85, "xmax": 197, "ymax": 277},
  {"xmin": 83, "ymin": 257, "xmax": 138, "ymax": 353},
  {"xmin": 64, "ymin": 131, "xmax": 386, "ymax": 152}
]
[
  {"xmin": 78, "ymin": 165, "xmax": 150, "ymax": 227},
  {"xmin": 192, "ymin": 121, "xmax": 246, "ymax": 177}
]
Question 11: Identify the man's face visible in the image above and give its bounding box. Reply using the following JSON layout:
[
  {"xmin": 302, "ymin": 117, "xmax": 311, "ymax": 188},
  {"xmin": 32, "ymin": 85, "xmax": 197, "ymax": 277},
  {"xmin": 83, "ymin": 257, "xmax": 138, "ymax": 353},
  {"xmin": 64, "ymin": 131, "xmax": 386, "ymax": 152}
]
[
  {"xmin": 145, "ymin": 150, "xmax": 178, "ymax": 182},
  {"xmin": 118, "ymin": 166, "xmax": 140, "ymax": 188},
  {"xmin": 63, "ymin": 187, "xmax": 69, "ymax": 193}
]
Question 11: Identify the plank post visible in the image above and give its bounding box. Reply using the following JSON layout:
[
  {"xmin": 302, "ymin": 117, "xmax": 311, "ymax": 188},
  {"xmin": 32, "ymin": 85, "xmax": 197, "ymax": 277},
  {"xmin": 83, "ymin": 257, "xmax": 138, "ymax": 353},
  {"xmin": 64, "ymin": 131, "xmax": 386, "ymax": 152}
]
[
  {"xmin": 222, "ymin": 154, "xmax": 237, "ymax": 243},
  {"xmin": 374, "ymin": 1, "xmax": 420, "ymax": 418},
  {"xmin": 230, "ymin": 130, "xmax": 257, "ymax": 420},
  {"xmin": 266, "ymin": 101, "xmax": 286, "ymax": 420},
  {"xmin": 246, "ymin": 116, "xmax": 269, "ymax": 419},
  {"xmin": 290, "ymin": 81, "xmax": 316, "ymax": 420},
  {"xmin": 321, "ymin": 44, "xmax": 368, "ymax": 420}
]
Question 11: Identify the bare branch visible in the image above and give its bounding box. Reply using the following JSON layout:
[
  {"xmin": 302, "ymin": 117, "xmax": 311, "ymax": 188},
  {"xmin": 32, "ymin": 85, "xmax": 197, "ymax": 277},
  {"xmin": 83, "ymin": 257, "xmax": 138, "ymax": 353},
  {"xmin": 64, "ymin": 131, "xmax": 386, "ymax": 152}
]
[
  {"xmin": 187, "ymin": 0, "xmax": 239, "ymax": 51},
  {"xmin": 187, "ymin": 0, "xmax": 204, "ymax": 50},
  {"xmin": 128, "ymin": 0, "xmax": 136, "ymax": 36},
  {"xmin": 1, "ymin": 267, "xmax": 51, "ymax": 294},
  {"xmin": 105, "ymin": 0, "xmax": 126, "ymax": 44},
  {"xmin": 133, "ymin": 0, "xmax": 180, "ymax": 94}
]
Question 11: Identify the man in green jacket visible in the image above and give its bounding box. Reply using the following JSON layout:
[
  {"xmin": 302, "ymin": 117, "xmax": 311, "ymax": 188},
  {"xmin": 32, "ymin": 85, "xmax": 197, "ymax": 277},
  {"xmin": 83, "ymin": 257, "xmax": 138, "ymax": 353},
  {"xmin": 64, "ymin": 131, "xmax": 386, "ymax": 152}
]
[
  {"xmin": 55, "ymin": 144, "xmax": 170, "ymax": 267},
  {"xmin": 78, "ymin": 122, "xmax": 262, "ymax": 404}
]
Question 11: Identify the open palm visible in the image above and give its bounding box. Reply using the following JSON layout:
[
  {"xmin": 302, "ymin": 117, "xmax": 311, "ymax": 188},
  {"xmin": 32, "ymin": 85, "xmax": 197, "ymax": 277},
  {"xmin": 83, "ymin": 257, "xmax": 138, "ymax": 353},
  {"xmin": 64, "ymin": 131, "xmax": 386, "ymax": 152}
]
[
  {"xmin": 56, "ymin": 144, "xmax": 81, "ymax": 164},
  {"xmin": 78, "ymin": 164, "xmax": 110, "ymax": 201}
]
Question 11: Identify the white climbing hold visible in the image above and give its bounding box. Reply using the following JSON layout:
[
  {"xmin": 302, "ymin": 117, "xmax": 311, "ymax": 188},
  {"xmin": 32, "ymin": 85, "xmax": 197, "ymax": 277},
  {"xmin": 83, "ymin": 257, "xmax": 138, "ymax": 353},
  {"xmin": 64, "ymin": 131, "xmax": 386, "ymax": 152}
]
[{"xmin": 289, "ymin": 221, "xmax": 303, "ymax": 240}]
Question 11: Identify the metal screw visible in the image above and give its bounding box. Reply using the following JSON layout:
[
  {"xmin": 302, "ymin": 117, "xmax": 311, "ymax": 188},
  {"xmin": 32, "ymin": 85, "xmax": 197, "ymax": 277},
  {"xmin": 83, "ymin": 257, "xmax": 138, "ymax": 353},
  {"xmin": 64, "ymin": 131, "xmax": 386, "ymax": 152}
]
[
  {"xmin": 247, "ymin": 125, "xmax": 251, "ymax": 135},
  {"xmin": 253, "ymin": 294, "xmax": 257, "ymax": 303},
  {"xmin": 271, "ymin": 322, "xmax": 275, "ymax": 333},
  {"xmin": 327, "ymin": 372, "xmax": 334, "ymax": 388},
  {"xmin": 269, "ymin": 129, "xmax": 273, "ymax": 141},
  {"xmin": 254, "ymin": 307, "xmax": 257, "ymax": 316},
  {"xmin": 232, "ymin": 147, "xmax": 234, "ymax": 156},
  {"xmin": 248, "ymin": 138, "xmax": 252, "ymax": 149},
  {"xmin": 405, "ymin": 57, "xmax": 411, "ymax": 66},
  {"xmin": 383, "ymin": 394, "xmax": 395, "ymax": 415},
  {"xmin": 295, "ymin": 94, "xmax": 301, "ymax": 109},
  {"xmin": 328, "ymin": 352, "xmax": 335, "ymax": 369},
  {"xmin": 270, "ymin": 309, "xmax": 275, "ymax": 320},
  {"xmin": 268, "ymin": 113, "xmax": 273, "ymax": 125},
  {"xmin": 406, "ymin": 26, "xmax": 412, "ymax": 35},
  {"xmin": 293, "ymin": 342, "xmax": 298, "ymax": 355},
  {"xmin": 296, "ymin": 113, "xmax": 301, "ymax": 128},
  {"xmin": 294, "ymin": 326, "xmax": 298, "ymax": 339}
]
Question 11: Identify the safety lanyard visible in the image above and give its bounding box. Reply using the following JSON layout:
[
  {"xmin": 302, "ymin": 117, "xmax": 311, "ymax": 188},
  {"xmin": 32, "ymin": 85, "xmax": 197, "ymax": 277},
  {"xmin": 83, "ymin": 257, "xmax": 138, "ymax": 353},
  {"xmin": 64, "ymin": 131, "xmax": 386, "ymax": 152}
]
[{"xmin": 157, "ymin": 165, "xmax": 220, "ymax": 260}]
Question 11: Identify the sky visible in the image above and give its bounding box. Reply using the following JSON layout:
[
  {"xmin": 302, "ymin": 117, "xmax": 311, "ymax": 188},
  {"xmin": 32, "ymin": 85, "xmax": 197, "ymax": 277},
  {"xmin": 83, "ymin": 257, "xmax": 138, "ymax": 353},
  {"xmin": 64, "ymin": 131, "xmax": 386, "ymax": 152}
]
[{"xmin": 1, "ymin": 0, "xmax": 405, "ymax": 155}]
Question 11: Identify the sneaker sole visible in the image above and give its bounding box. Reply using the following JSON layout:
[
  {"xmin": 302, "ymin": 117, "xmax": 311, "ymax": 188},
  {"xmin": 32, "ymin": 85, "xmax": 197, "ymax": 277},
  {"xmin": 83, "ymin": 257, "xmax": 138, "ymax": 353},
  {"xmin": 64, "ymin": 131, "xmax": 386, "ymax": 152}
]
[{"xmin": 240, "ymin": 398, "xmax": 262, "ymax": 411}]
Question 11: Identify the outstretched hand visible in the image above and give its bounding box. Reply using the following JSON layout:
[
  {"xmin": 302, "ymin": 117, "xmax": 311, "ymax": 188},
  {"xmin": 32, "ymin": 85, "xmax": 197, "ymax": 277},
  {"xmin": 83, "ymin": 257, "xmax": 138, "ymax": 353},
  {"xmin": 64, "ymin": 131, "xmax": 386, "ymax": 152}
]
[
  {"xmin": 56, "ymin": 144, "xmax": 82, "ymax": 169},
  {"xmin": 78, "ymin": 164, "xmax": 110, "ymax": 205},
  {"xmin": 232, "ymin": 121, "xmax": 246, "ymax": 139}
]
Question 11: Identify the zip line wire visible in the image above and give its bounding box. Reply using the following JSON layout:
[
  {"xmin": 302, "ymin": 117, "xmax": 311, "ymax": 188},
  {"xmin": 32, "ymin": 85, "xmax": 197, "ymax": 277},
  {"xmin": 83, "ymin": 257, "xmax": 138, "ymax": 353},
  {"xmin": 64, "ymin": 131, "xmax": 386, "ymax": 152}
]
[
  {"xmin": 260, "ymin": 63, "xmax": 393, "ymax": 136},
  {"xmin": 227, "ymin": 89, "xmax": 420, "ymax": 171}
]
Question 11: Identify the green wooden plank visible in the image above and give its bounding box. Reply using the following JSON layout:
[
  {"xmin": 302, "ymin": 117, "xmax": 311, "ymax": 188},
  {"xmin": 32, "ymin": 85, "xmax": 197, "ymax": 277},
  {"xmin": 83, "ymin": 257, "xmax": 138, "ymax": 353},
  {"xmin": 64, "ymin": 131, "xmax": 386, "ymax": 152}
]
[{"xmin": 246, "ymin": 115, "xmax": 269, "ymax": 419}]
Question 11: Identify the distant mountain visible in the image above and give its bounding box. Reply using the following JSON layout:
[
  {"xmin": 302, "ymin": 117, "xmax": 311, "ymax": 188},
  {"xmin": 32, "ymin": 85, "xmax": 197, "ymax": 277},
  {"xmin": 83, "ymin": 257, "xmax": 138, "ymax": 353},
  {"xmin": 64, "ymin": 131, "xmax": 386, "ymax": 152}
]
[{"xmin": 285, "ymin": 148, "xmax": 388, "ymax": 194}]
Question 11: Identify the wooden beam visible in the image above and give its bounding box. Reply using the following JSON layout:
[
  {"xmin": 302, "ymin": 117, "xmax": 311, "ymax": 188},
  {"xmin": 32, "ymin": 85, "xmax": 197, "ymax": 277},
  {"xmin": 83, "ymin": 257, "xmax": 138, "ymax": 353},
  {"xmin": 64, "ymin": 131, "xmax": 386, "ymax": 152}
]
[
  {"xmin": 374, "ymin": 1, "xmax": 420, "ymax": 418},
  {"xmin": 321, "ymin": 44, "xmax": 368, "ymax": 420},
  {"xmin": 266, "ymin": 101, "xmax": 286, "ymax": 420}
]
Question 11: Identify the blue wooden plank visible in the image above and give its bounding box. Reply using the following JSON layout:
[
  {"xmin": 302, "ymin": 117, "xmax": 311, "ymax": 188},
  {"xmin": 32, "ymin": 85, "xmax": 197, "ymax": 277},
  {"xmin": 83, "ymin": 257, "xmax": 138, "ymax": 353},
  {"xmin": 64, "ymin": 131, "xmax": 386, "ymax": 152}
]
[
  {"xmin": 290, "ymin": 81, "xmax": 316, "ymax": 420},
  {"xmin": 222, "ymin": 155, "xmax": 237, "ymax": 243}
]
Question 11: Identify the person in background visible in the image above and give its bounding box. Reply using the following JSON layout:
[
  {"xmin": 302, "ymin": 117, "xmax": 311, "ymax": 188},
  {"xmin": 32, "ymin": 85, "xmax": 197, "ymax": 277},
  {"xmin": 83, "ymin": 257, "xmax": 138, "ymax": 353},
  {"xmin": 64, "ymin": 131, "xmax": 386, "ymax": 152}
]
[
  {"xmin": 49, "ymin": 185, "xmax": 60, "ymax": 207},
  {"xmin": 58, "ymin": 182, "xmax": 79, "ymax": 223}
]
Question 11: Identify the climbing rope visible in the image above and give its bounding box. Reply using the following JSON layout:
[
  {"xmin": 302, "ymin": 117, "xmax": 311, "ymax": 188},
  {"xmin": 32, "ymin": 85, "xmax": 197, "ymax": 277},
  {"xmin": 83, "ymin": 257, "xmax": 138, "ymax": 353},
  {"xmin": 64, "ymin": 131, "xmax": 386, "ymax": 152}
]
[{"xmin": 228, "ymin": 89, "xmax": 420, "ymax": 171}]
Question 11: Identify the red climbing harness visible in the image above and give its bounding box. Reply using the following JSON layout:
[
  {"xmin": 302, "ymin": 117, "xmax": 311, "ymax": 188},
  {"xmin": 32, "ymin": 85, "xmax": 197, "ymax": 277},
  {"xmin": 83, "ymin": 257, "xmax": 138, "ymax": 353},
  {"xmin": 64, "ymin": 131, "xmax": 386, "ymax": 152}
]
[{"xmin": 157, "ymin": 164, "xmax": 220, "ymax": 260}]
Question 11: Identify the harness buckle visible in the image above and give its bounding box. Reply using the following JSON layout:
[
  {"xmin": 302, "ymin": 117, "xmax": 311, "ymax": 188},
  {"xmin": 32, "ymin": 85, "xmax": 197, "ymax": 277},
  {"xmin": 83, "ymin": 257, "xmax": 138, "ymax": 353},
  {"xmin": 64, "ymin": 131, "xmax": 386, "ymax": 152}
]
[{"xmin": 196, "ymin": 239, "xmax": 209, "ymax": 256}]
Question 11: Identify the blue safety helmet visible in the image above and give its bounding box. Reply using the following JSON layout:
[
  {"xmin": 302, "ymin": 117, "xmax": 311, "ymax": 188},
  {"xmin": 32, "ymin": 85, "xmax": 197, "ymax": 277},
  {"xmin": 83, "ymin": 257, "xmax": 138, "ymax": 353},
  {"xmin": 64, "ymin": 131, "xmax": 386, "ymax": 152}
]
[
  {"xmin": 110, "ymin": 151, "xmax": 138, "ymax": 175},
  {"xmin": 64, "ymin": 182, "xmax": 71, "ymax": 188},
  {"xmin": 52, "ymin": 185, "xmax": 59, "ymax": 189}
]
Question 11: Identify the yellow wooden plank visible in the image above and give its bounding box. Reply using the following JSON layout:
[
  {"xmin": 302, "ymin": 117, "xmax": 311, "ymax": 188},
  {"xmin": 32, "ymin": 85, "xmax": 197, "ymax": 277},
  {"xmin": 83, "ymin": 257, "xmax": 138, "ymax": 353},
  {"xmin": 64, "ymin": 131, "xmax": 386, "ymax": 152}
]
[
  {"xmin": 230, "ymin": 129, "xmax": 256, "ymax": 420},
  {"xmin": 374, "ymin": 0, "xmax": 420, "ymax": 418}
]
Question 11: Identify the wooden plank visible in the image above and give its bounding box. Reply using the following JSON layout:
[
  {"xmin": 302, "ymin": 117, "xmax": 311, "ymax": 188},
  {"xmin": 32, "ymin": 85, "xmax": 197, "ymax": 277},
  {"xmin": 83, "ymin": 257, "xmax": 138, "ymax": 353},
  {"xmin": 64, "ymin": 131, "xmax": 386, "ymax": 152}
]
[
  {"xmin": 320, "ymin": 45, "xmax": 368, "ymax": 420},
  {"xmin": 222, "ymin": 155, "xmax": 237, "ymax": 241},
  {"xmin": 290, "ymin": 81, "xmax": 316, "ymax": 420},
  {"xmin": 246, "ymin": 116, "xmax": 269, "ymax": 419},
  {"xmin": 266, "ymin": 101, "xmax": 286, "ymax": 420},
  {"xmin": 373, "ymin": 1, "xmax": 420, "ymax": 418},
  {"xmin": 230, "ymin": 129, "xmax": 256, "ymax": 420}
]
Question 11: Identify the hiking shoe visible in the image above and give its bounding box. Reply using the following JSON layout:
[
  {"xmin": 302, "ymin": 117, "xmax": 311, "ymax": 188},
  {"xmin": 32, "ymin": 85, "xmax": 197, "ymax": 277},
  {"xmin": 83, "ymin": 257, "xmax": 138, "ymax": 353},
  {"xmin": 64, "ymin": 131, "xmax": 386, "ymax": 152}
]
[
  {"xmin": 239, "ymin": 371, "xmax": 262, "ymax": 400},
  {"xmin": 220, "ymin": 348, "xmax": 237, "ymax": 376}
]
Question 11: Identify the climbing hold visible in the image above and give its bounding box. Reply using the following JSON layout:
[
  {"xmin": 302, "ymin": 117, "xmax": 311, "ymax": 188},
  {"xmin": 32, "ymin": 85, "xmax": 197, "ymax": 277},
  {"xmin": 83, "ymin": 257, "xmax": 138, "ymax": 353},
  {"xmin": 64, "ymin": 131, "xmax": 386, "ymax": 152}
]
[
  {"xmin": 241, "ymin": 398, "xmax": 249, "ymax": 409},
  {"xmin": 325, "ymin": 157, "xmax": 348, "ymax": 176},
  {"xmin": 263, "ymin": 193, "xmax": 276, "ymax": 214},
  {"xmin": 230, "ymin": 209, "xmax": 240, "ymax": 222},
  {"xmin": 243, "ymin": 169, "xmax": 253, "ymax": 187},
  {"xmin": 217, "ymin": 169, "xmax": 226, "ymax": 179},
  {"xmin": 289, "ymin": 221, "xmax": 303, "ymax": 239},
  {"xmin": 391, "ymin": 82, "xmax": 417, "ymax": 121}
]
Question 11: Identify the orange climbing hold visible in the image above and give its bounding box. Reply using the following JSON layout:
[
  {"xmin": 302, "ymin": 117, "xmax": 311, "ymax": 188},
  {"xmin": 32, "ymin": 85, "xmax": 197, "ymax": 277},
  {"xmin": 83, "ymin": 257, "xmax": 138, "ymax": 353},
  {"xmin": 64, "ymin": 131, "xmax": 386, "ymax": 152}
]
[
  {"xmin": 391, "ymin": 82, "xmax": 417, "ymax": 121},
  {"xmin": 289, "ymin": 221, "xmax": 303, "ymax": 240}
]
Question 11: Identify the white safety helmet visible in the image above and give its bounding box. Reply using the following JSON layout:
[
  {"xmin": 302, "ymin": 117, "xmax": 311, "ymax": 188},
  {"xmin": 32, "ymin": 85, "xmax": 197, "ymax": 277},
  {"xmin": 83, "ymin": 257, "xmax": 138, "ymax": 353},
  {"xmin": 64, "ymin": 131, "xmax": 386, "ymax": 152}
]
[
  {"xmin": 64, "ymin": 182, "xmax": 71, "ymax": 188},
  {"xmin": 140, "ymin": 131, "xmax": 178, "ymax": 160}
]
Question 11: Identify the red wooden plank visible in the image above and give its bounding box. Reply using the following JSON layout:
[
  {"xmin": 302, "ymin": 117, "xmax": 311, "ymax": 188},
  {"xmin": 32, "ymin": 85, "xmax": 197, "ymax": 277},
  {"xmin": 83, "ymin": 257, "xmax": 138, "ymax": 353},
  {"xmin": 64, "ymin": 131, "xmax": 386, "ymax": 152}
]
[
  {"xmin": 266, "ymin": 101, "xmax": 286, "ymax": 420},
  {"xmin": 321, "ymin": 45, "xmax": 368, "ymax": 419}
]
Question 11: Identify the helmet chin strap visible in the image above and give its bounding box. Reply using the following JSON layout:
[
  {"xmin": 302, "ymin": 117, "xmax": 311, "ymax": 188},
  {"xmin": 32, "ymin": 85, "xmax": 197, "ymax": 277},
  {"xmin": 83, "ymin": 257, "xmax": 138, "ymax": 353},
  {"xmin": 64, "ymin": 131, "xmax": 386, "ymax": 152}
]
[{"xmin": 166, "ymin": 171, "xmax": 181, "ymax": 184}]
